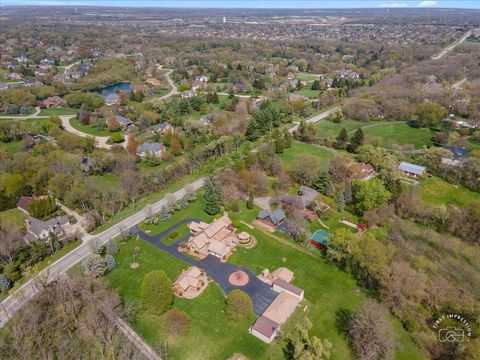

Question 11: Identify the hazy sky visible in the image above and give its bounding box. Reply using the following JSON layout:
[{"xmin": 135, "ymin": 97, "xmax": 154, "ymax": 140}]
[{"xmin": 2, "ymin": 0, "xmax": 479, "ymax": 9}]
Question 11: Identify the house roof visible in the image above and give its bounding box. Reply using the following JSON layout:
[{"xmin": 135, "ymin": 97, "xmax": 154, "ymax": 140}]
[
  {"xmin": 262, "ymin": 292, "xmax": 300, "ymax": 325},
  {"xmin": 443, "ymin": 146, "xmax": 468, "ymax": 159},
  {"xmin": 27, "ymin": 215, "xmax": 69, "ymax": 237},
  {"xmin": 136, "ymin": 142, "xmax": 163, "ymax": 154},
  {"xmin": 251, "ymin": 316, "xmax": 279, "ymax": 338},
  {"xmin": 398, "ymin": 161, "xmax": 426, "ymax": 176},
  {"xmin": 271, "ymin": 267, "xmax": 294, "ymax": 283},
  {"xmin": 174, "ymin": 266, "xmax": 202, "ymax": 291},
  {"xmin": 273, "ymin": 278, "xmax": 303, "ymax": 296},
  {"xmin": 189, "ymin": 221, "xmax": 210, "ymax": 233},
  {"xmin": 115, "ymin": 115, "xmax": 133, "ymax": 126},
  {"xmin": 105, "ymin": 93, "xmax": 119, "ymax": 102},
  {"xmin": 258, "ymin": 209, "xmax": 285, "ymax": 226},
  {"xmin": 152, "ymin": 122, "xmax": 171, "ymax": 132},
  {"xmin": 208, "ymin": 239, "xmax": 230, "ymax": 257},
  {"xmin": 17, "ymin": 196, "xmax": 34, "ymax": 213}
]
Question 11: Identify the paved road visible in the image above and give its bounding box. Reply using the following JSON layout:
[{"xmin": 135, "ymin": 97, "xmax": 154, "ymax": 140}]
[
  {"xmin": 431, "ymin": 30, "xmax": 473, "ymax": 60},
  {"xmin": 288, "ymin": 106, "xmax": 340, "ymax": 134},
  {"xmin": 59, "ymin": 115, "xmax": 128, "ymax": 149},
  {"xmin": 63, "ymin": 61, "xmax": 81, "ymax": 74},
  {"xmin": 0, "ymin": 177, "xmax": 205, "ymax": 328},
  {"xmin": 158, "ymin": 69, "xmax": 179, "ymax": 100},
  {"xmin": 131, "ymin": 223, "xmax": 278, "ymax": 316}
]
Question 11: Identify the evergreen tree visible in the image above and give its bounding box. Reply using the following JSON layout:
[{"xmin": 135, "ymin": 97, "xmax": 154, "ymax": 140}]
[
  {"xmin": 0, "ymin": 274, "xmax": 11, "ymax": 293},
  {"xmin": 213, "ymin": 180, "xmax": 225, "ymax": 206},
  {"xmin": 106, "ymin": 239, "xmax": 119, "ymax": 255},
  {"xmin": 159, "ymin": 205, "xmax": 171, "ymax": 221},
  {"xmin": 349, "ymin": 128, "xmax": 364, "ymax": 153},
  {"xmin": 247, "ymin": 189, "xmax": 254, "ymax": 209},
  {"xmin": 311, "ymin": 79, "xmax": 321, "ymax": 90},
  {"xmin": 245, "ymin": 119, "xmax": 260, "ymax": 141},
  {"xmin": 344, "ymin": 184, "xmax": 353, "ymax": 204},
  {"xmin": 335, "ymin": 128, "xmax": 348, "ymax": 149},
  {"xmin": 275, "ymin": 133, "xmax": 285, "ymax": 154},
  {"xmin": 283, "ymin": 130, "xmax": 293, "ymax": 148},
  {"xmin": 313, "ymin": 172, "xmax": 333, "ymax": 195},
  {"xmin": 336, "ymin": 192, "xmax": 346, "ymax": 212},
  {"xmin": 104, "ymin": 254, "xmax": 116, "ymax": 271},
  {"xmin": 204, "ymin": 177, "xmax": 220, "ymax": 215}
]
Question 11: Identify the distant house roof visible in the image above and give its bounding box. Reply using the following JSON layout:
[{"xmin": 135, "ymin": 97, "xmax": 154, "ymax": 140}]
[
  {"xmin": 398, "ymin": 161, "xmax": 426, "ymax": 176},
  {"xmin": 258, "ymin": 209, "xmax": 285, "ymax": 226},
  {"xmin": 251, "ymin": 316, "xmax": 279, "ymax": 338},
  {"xmin": 105, "ymin": 93, "xmax": 119, "ymax": 103},
  {"xmin": 443, "ymin": 146, "xmax": 468, "ymax": 159},
  {"xmin": 152, "ymin": 122, "xmax": 172, "ymax": 133},
  {"xmin": 115, "ymin": 115, "xmax": 133, "ymax": 127},
  {"xmin": 136, "ymin": 142, "xmax": 163, "ymax": 154}
]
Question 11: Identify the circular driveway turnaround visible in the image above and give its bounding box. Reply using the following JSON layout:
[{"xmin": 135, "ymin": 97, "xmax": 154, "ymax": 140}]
[{"xmin": 229, "ymin": 271, "xmax": 249, "ymax": 286}]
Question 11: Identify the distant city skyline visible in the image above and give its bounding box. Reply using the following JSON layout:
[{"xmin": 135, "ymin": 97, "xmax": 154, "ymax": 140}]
[{"xmin": 2, "ymin": 0, "xmax": 480, "ymax": 9}]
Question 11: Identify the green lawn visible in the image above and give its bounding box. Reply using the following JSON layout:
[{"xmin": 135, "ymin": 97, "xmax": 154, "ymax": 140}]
[
  {"xmin": 38, "ymin": 107, "xmax": 78, "ymax": 116},
  {"xmin": 420, "ymin": 177, "xmax": 480, "ymax": 208},
  {"xmin": 69, "ymin": 117, "xmax": 112, "ymax": 136},
  {"xmin": 296, "ymin": 72, "xmax": 319, "ymax": 82},
  {"xmin": 106, "ymin": 195, "xmax": 426, "ymax": 360},
  {"xmin": 88, "ymin": 173, "xmax": 120, "ymax": 189},
  {"xmin": 0, "ymin": 107, "xmax": 36, "ymax": 116},
  {"xmin": 362, "ymin": 123, "xmax": 434, "ymax": 149},
  {"xmin": 0, "ymin": 208, "xmax": 25, "ymax": 229},
  {"xmin": 295, "ymin": 87, "xmax": 320, "ymax": 99},
  {"xmin": 315, "ymin": 119, "xmax": 372, "ymax": 137},
  {"xmin": 277, "ymin": 142, "xmax": 334, "ymax": 171},
  {"xmin": 0, "ymin": 140, "xmax": 23, "ymax": 154}
]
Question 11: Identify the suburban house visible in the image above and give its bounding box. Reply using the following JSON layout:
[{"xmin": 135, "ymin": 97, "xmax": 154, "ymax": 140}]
[
  {"xmin": 152, "ymin": 122, "xmax": 173, "ymax": 135},
  {"xmin": 25, "ymin": 216, "xmax": 70, "ymax": 242},
  {"xmin": 398, "ymin": 161, "xmax": 426, "ymax": 178},
  {"xmin": 298, "ymin": 186, "xmax": 319, "ymax": 209},
  {"xmin": 187, "ymin": 214, "xmax": 243, "ymax": 260},
  {"xmin": 115, "ymin": 115, "xmax": 133, "ymax": 129},
  {"xmin": 133, "ymin": 84, "xmax": 150, "ymax": 93},
  {"xmin": 257, "ymin": 209, "xmax": 286, "ymax": 230},
  {"xmin": 181, "ymin": 89, "xmax": 196, "ymax": 99},
  {"xmin": 200, "ymin": 112, "xmax": 216, "ymax": 126},
  {"xmin": 146, "ymin": 78, "xmax": 161, "ymax": 87},
  {"xmin": 287, "ymin": 72, "xmax": 296, "ymax": 80},
  {"xmin": 354, "ymin": 163, "xmax": 376, "ymax": 181},
  {"xmin": 41, "ymin": 96, "xmax": 66, "ymax": 108},
  {"xmin": 136, "ymin": 142, "xmax": 164, "ymax": 158},
  {"xmin": 105, "ymin": 93, "xmax": 119, "ymax": 106},
  {"xmin": 195, "ymin": 75, "xmax": 208, "ymax": 82},
  {"xmin": 250, "ymin": 267, "xmax": 304, "ymax": 343},
  {"xmin": 172, "ymin": 266, "xmax": 207, "ymax": 298}
]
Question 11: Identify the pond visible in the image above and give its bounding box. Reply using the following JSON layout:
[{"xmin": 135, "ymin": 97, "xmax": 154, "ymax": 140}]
[{"xmin": 92, "ymin": 82, "xmax": 131, "ymax": 98}]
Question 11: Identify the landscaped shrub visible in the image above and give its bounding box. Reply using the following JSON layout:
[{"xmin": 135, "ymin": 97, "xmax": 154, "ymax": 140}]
[
  {"xmin": 159, "ymin": 205, "xmax": 171, "ymax": 221},
  {"xmin": 81, "ymin": 254, "xmax": 106, "ymax": 278},
  {"xmin": 104, "ymin": 254, "xmax": 116, "ymax": 271},
  {"xmin": 163, "ymin": 309, "xmax": 190, "ymax": 337},
  {"xmin": 225, "ymin": 289, "xmax": 253, "ymax": 322},
  {"xmin": 0, "ymin": 274, "xmax": 11, "ymax": 293},
  {"xmin": 109, "ymin": 132, "xmax": 124, "ymax": 143},
  {"xmin": 106, "ymin": 239, "xmax": 119, "ymax": 255},
  {"xmin": 140, "ymin": 270, "xmax": 173, "ymax": 316},
  {"xmin": 168, "ymin": 231, "xmax": 179, "ymax": 240}
]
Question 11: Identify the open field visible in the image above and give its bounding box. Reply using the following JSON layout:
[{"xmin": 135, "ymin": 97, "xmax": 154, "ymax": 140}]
[
  {"xmin": 38, "ymin": 107, "xmax": 78, "ymax": 116},
  {"xmin": 295, "ymin": 72, "xmax": 319, "ymax": 82},
  {"xmin": 0, "ymin": 208, "xmax": 25, "ymax": 229},
  {"xmin": 362, "ymin": 123, "xmax": 434, "ymax": 149},
  {"xmin": 420, "ymin": 177, "xmax": 480, "ymax": 208},
  {"xmin": 0, "ymin": 140, "xmax": 23, "ymax": 154},
  {"xmin": 277, "ymin": 142, "xmax": 334, "ymax": 171},
  {"xmin": 315, "ymin": 119, "xmax": 372, "ymax": 137},
  {"xmin": 295, "ymin": 87, "xmax": 320, "ymax": 99},
  {"xmin": 69, "ymin": 117, "xmax": 111, "ymax": 136}
]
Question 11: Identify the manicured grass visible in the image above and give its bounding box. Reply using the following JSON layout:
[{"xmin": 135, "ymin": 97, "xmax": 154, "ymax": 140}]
[
  {"xmin": 0, "ymin": 208, "xmax": 25, "ymax": 229},
  {"xmin": 295, "ymin": 87, "xmax": 320, "ymax": 99},
  {"xmin": 315, "ymin": 119, "xmax": 372, "ymax": 137},
  {"xmin": 0, "ymin": 140, "xmax": 23, "ymax": 154},
  {"xmin": 362, "ymin": 123, "xmax": 434, "ymax": 149},
  {"xmin": 69, "ymin": 117, "xmax": 112, "ymax": 136},
  {"xmin": 277, "ymin": 142, "xmax": 334, "ymax": 171},
  {"xmin": 420, "ymin": 177, "xmax": 480, "ymax": 208},
  {"xmin": 38, "ymin": 107, "xmax": 78, "ymax": 116},
  {"xmin": 88, "ymin": 173, "xmax": 120, "ymax": 189},
  {"xmin": 296, "ymin": 72, "xmax": 319, "ymax": 82},
  {"xmin": 0, "ymin": 107, "xmax": 35, "ymax": 116}
]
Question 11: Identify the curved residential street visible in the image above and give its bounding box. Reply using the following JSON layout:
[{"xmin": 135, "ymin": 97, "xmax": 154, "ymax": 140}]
[
  {"xmin": 0, "ymin": 177, "xmax": 205, "ymax": 328},
  {"xmin": 158, "ymin": 69, "xmax": 179, "ymax": 100}
]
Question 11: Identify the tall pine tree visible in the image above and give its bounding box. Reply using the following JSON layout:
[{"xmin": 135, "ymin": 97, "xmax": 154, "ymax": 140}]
[
  {"xmin": 335, "ymin": 127, "xmax": 348, "ymax": 149},
  {"xmin": 245, "ymin": 119, "xmax": 260, "ymax": 141},
  {"xmin": 348, "ymin": 128, "xmax": 364, "ymax": 153}
]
